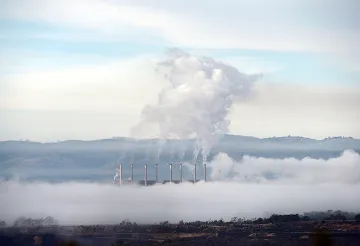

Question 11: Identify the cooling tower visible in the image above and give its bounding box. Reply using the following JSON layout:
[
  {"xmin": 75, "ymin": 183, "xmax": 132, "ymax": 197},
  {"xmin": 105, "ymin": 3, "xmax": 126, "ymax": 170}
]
[{"xmin": 119, "ymin": 164, "xmax": 122, "ymax": 185}]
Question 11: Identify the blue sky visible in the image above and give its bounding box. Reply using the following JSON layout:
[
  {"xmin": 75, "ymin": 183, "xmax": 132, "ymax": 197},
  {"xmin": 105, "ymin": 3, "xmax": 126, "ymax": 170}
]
[
  {"xmin": 1, "ymin": 19, "xmax": 359, "ymax": 85},
  {"xmin": 0, "ymin": 0, "xmax": 359, "ymax": 140}
]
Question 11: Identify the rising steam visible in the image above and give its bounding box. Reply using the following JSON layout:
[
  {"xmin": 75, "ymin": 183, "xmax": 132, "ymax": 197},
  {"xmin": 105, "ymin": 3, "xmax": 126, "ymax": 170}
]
[{"xmin": 133, "ymin": 49, "xmax": 261, "ymax": 164}]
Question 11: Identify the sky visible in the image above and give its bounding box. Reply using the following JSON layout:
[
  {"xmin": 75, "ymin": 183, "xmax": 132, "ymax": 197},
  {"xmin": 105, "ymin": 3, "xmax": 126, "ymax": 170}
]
[{"xmin": 0, "ymin": 0, "xmax": 360, "ymax": 141}]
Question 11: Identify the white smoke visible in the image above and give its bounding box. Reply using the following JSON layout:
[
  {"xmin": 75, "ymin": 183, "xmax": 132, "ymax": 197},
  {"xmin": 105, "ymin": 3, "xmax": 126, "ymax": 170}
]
[
  {"xmin": 133, "ymin": 49, "xmax": 261, "ymax": 164},
  {"xmin": 1, "ymin": 150, "xmax": 360, "ymax": 225},
  {"xmin": 113, "ymin": 172, "xmax": 118, "ymax": 181}
]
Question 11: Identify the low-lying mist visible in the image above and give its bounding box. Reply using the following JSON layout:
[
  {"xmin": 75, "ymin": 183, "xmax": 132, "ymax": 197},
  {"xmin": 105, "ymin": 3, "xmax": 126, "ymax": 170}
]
[
  {"xmin": 1, "ymin": 181, "xmax": 359, "ymax": 226},
  {"xmin": 208, "ymin": 149, "xmax": 360, "ymax": 183},
  {"xmin": 0, "ymin": 150, "xmax": 360, "ymax": 224},
  {"xmin": 1, "ymin": 150, "xmax": 359, "ymax": 226}
]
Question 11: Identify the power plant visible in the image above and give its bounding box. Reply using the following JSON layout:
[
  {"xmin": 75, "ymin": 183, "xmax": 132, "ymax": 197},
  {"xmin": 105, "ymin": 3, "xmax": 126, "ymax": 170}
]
[{"xmin": 113, "ymin": 163, "xmax": 207, "ymax": 186}]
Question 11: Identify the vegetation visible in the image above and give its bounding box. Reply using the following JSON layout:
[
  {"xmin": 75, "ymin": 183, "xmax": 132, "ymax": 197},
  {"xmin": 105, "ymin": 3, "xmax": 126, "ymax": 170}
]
[
  {"xmin": 13, "ymin": 216, "xmax": 57, "ymax": 227},
  {"xmin": 1, "ymin": 211, "xmax": 360, "ymax": 246},
  {"xmin": 304, "ymin": 210, "xmax": 357, "ymax": 221},
  {"xmin": 2, "ymin": 210, "xmax": 358, "ymax": 230},
  {"xmin": 355, "ymin": 214, "xmax": 360, "ymax": 221},
  {"xmin": 0, "ymin": 220, "xmax": 6, "ymax": 227}
]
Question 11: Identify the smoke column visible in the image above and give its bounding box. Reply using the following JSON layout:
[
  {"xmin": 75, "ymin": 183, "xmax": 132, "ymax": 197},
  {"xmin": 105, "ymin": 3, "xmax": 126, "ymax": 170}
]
[
  {"xmin": 134, "ymin": 48, "xmax": 261, "ymax": 164},
  {"xmin": 177, "ymin": 140, "xmax": 187, "ymax": 162}
]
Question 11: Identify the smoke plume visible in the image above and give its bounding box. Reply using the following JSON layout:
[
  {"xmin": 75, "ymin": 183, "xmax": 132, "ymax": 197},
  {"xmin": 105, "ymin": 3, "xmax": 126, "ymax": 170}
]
[{"xmin": 133, "ymin": 49, "xmax": 260, "ymax": 164}]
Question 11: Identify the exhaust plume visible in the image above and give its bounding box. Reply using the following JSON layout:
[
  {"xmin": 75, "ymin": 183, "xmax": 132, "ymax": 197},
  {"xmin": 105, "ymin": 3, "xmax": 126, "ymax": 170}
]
[
  {"xmin": 113, "ymin": 172, "xmax": 118, "ymax": 181},
  {"xmin": 133, "ymin": 49, "xmax": 261, "ymax": 164}
]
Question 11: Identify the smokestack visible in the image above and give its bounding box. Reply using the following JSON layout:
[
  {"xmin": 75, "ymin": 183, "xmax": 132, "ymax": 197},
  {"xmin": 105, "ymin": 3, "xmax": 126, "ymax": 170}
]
[
  {"xmin": 155, "ymin": 164, "xmax": 158, "ymax": 183},
  {"xmin": 130, "ymin": 164, "xmax": 133, "ymax": 184},
  {"xmin": 169, "ymin": 163, "xmax": 173, "ymax": 183},
  {"xmin": 179, "ymin": 164, "xmax": 183, "ymax": 182},
  {"xmin": 194, "ymin": 164, "xmax": 197, "ymax": 183},
  {"xmin": 144, "ymin": 164, "xmax": 148, "ymax": 186},
  {"xmin": 119, "ymin": 164, "xmax": 122, "ymax": 185},
  {"xmin": 204, "ymin": 163, "xmax": 207, "ymax": 182}
]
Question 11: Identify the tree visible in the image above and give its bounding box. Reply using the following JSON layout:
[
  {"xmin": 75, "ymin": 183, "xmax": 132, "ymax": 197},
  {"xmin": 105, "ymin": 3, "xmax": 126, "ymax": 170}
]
[
  {"xmin": 325, "ymin": 214, "xmax": 347, "ymax": 221},
  {"xmin": 13, "ymin": 216, "xmax": 58, "ymax": 227},
  {"xmin": 230, "ymin": 217, "xmax": 238, "ymax": 223},
  {"xmin": 160, "ymin": 221, "xmax": 170, "ymax": 227},
  {"xmin": 217, "ymin": 219, "xmax": 224, "ymax": 226},
  {"xmin": 0, "ymin": 220, "xmax": 6, "ymax": 227},
  {"xmin": 254, "ymin": 218, "xmax": 264, "ymax": 224},
  {"xmin": 268, "ymin": 214, "xmax": 300, "ymax": 223},
  {"xmin": 355, "ymin": 214, "xmax": 360, "ymax": 221},
  {"xmin": 302, "ymin": 216, "xmax": 311, "ymax": 221}
]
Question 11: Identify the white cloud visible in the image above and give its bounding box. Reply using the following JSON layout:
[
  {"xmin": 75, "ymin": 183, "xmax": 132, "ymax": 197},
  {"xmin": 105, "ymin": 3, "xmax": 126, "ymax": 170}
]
[
  {"xmin": 1, "ymin": 0, "xmax": 360, "ymax": 56},
  {"xmin": 1, "ymin": 0, "xmax": 169, "ymax": 30},
  {"xmin": 229, "ymin": 82, "xmax": 360, "ymax": 139},
  {"xmin": 0, "ymin": 55, "xmax": 165, "ymax": 141},
  {"xmin": 0, "ymin": 56, "xmax": 162, "ymax": 113},
  {"xmin": 219, "ymin": 57, "xmax": 283, "ymax": 74}
]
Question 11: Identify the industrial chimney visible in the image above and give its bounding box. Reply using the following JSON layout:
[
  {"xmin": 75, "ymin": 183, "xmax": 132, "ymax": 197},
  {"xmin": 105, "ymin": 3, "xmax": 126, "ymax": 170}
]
[
  {"xmin": 119, "ymin": 164, "xmax": 122, "ymax": 185},
  {"xmin": 179, "ymin": 164, "xmax": 183, "ymax": 182},
  {"xmin": 144, "ymin": 164, "xmax": 148, "ymax": 186},
  {"xmin": 193, "ymin": 164, "xmax": 197, "ymax": 183},
  {"xmin": 204, "ymin": 163, "xmax": 207, "ymax": 182},
  {"xmin": 130, "ymin": 164, "xmax": 133, "ymax": 184},
  {"xmin": 169, "ymin": 163, "xmax": 173, "ymax": 183},
  {"xmin": 155, "ymin": 164, "xmax": 158, "ymax": 183}
]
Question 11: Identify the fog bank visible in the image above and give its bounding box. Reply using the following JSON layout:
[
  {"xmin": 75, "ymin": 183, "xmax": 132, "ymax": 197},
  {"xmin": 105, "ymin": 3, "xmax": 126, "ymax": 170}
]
[{"xmin": 1, "ymin": 181, "xmax": 359, "ymax": 225}]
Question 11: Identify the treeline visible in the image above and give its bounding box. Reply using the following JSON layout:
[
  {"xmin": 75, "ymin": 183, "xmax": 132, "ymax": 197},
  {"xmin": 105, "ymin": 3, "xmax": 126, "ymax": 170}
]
[
  {"xmin": 304, "ymin": 210, "xmax": 359, "ymax": 221},
  {"xmin": 174, "ymin": 211, "xmax": 360, "ymax": 226},
  {"xmin": 1, "ymin": 211, "xmax": 360, "ymax": 228},
  {"xmin": 158, "ymin": 212, "xmax": 360, "ymax": 228},
  {"xmin": 0, "ymin": 216, "xmax": 58, "ymax": 228},
  {"xmin": 236, "ymin": 211, "xmax": 360, "ymax": 225},
  {"xmin": 0, "ymin": 220, "xmax": 6, "ymax": 227}
]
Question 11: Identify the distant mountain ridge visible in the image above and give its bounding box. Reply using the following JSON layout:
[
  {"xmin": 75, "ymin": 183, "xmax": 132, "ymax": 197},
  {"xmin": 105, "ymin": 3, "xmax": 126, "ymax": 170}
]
[
  {"xmin": 1, "ymin": 134, "xmax": 359, "ymax": 156},
  {"xmin": 1, "ymin": 134, "xmax": 358, "ymax": 144},
  {"xmin": 0, "ymin": 134, "xmax": 359, "ymax": 182}
]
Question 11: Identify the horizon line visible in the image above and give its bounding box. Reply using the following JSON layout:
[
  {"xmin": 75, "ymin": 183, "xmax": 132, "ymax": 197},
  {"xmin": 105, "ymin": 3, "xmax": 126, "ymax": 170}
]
[{"xmin": 0, "ymin": 134, "xmax": 357, "ymax": 144}]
